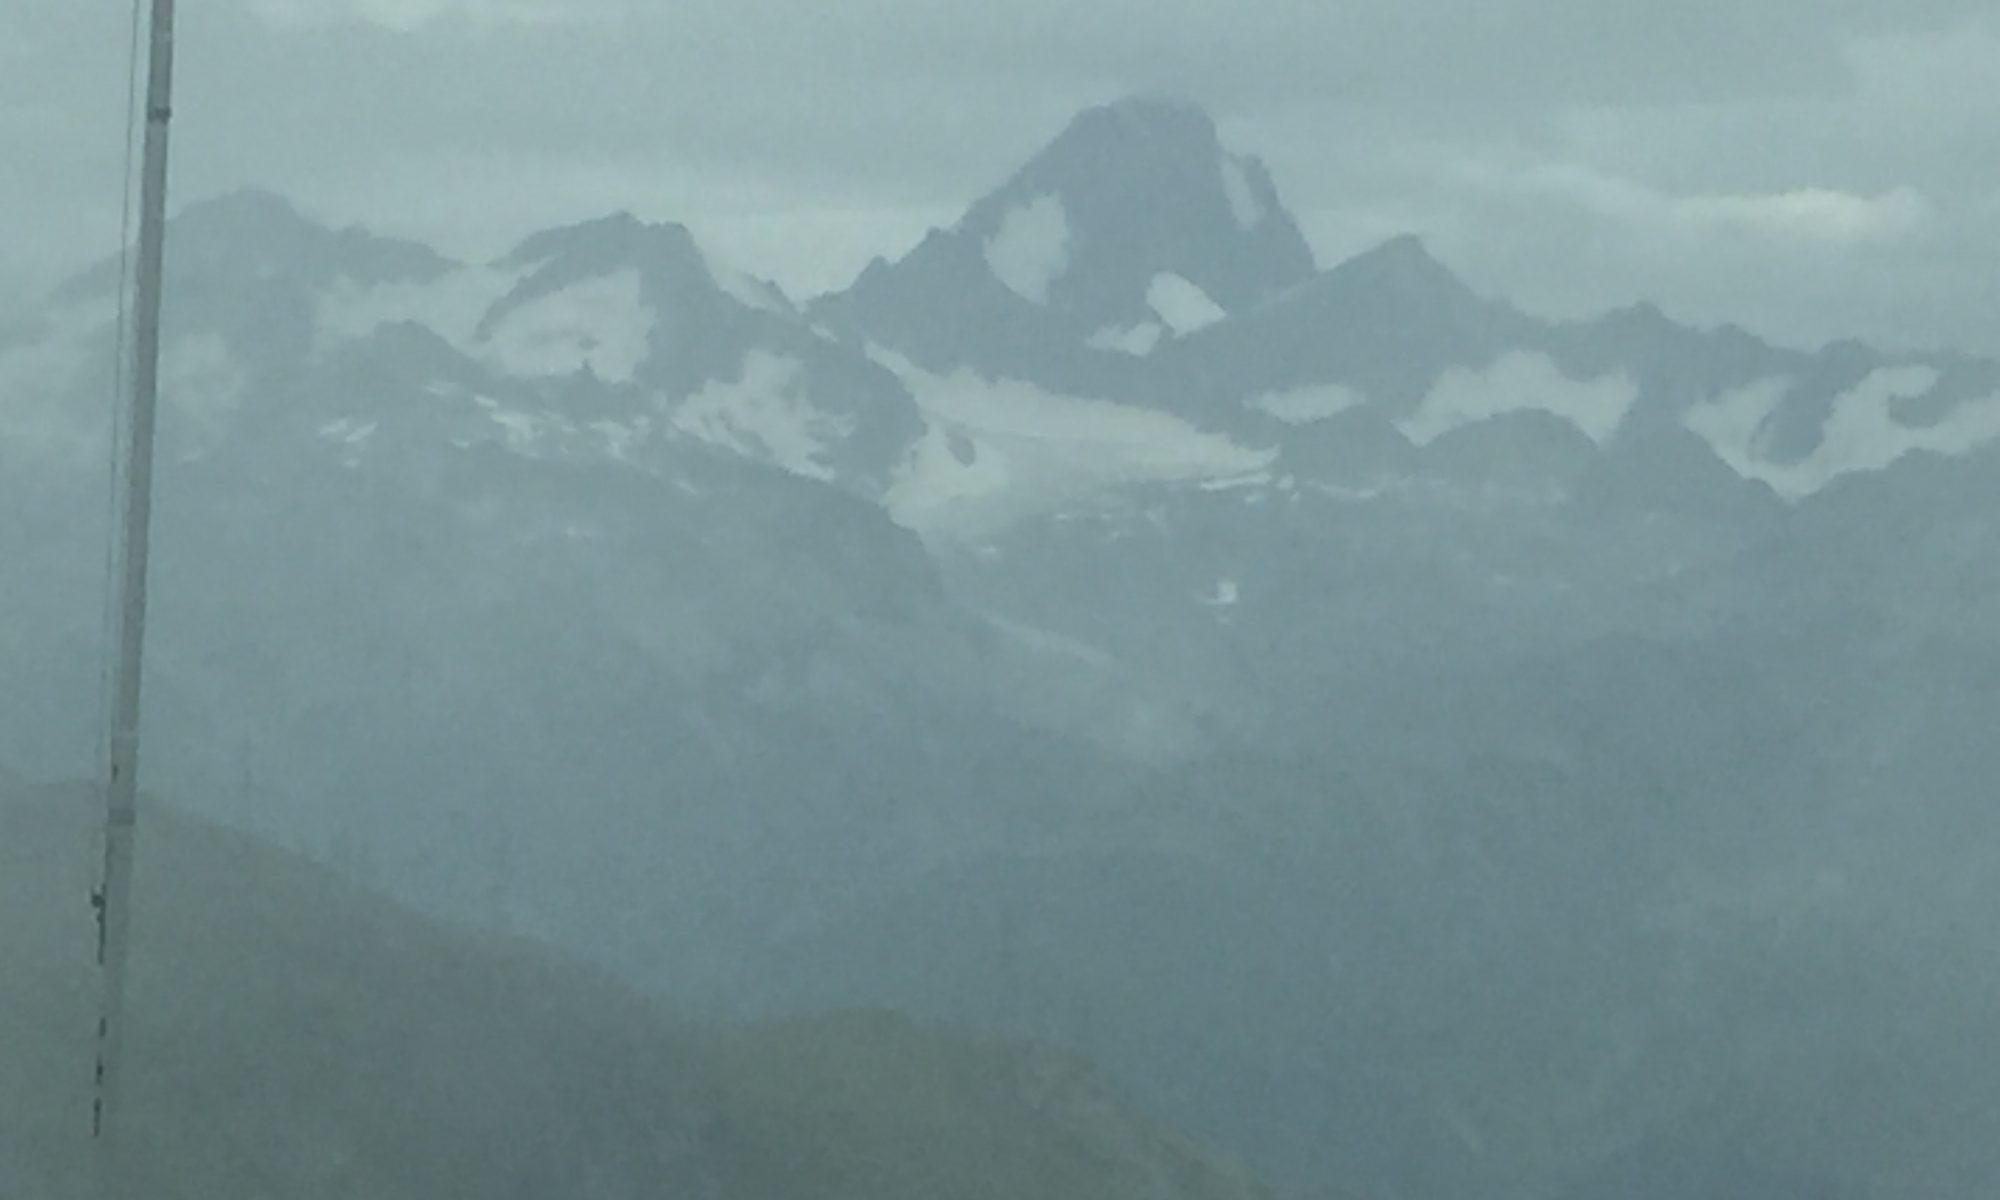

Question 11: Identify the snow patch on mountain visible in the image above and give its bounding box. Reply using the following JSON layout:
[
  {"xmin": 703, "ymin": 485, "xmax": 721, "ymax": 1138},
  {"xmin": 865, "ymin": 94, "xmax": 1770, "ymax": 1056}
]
[
  {"xmin": 1199, "ymin": 469, "xmax": 1275, "ymax": 492},
  {"xmin": 671, "ymin": 350, "xmax": 855, "ymax": 482},
  {"xmin": 1684, "ymin": 379, "xmax": 1787, "ymax": 473},
  {"xmin": 316, "ymin": 417, "xmax": 379, "ymax": 467},
  {"xmin": 316, "ymin": 417, "xmax": 378, "ymax": 447},
  {"xmin": 1087, "ymin": 322, "xmax": 1166, "ymax": 356},
  {"xmin": 315, "ymin": 264, "xmax": 533, "ymax": 358},
  {"xmin": 884, "ymin": 423, "xmax": 1015, "ymax": 530},
  {"xmin": 1081, "ymin": 274, "xmax": 1224, "ymax": 351},
  {"xmin": 1689, "ymin": 366, "xmax": 2000, "ymax": 499},
  {"xmin": 1220, "ymin": 157, "xmax": 1264, "ymax": 231},
  {"xmin": 447, "ymin": 394, "xmax": 648, "ymax": 464},
  {"xmin": 1399, "ymin": 352, "xmax": 1637, "ymax": 447},
  {"xmin": 983, "ymin": 194, "xmax": 1071, "ymax": 305},
  {"xmin": 1251, "ymin": 384, "xmax": 1370, "ymax": 424},
  {"xmin": 873, "ymin": 349, "xmax": 1271, "ymax": 535},
  {"xmin": 473, "ymin": 395, "xmax": 566, "ymax": 453},
  {"xmin": 697, "ymin": 246, "xmax": 790, "ymax": 315},
  {"xmin": 479, "ymin": 269, "xmax": 652, "ymax": 383},
  {"xmin": 1146, "ymin": 273, "xmax": 1227, "ymax": 336}
]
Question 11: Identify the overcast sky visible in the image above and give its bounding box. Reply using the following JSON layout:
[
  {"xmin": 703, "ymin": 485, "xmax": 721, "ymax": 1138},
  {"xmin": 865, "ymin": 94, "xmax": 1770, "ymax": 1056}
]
[{"xmin": 4, "ymin": 0, "xmax": 1997, "ymax": 354}]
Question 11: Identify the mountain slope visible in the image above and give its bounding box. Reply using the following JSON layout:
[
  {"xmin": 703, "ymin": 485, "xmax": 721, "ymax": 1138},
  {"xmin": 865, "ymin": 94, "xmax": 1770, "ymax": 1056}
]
[
  {"xmin": 1153, "ymin": 233, "xmax": 1538, "ymax": 421},
  {"xmin": 817, "ymin": 96, "xmax": 1315, "ymax": 397},
  {"xmin": 1, "ymin": 781, "xmax": 1324, "ymax": 1200},
  {"xmin": 0, "ymin": 195, "xmax": 1170, "ymax": 1005},
  {"xmin": 27, "ymin": 191, "xmax": 925, "ymax": 497},
  {"xmin": 1161, "ymin": 234, "xmax": 2000, "ymax": 503},
  {"xmin": 4, "ymin": 781, "xmax": 716, "ymax": 1198},
  {"xmin": 468, "ymin": 212, "xmax": 923, "ymax": 492}
]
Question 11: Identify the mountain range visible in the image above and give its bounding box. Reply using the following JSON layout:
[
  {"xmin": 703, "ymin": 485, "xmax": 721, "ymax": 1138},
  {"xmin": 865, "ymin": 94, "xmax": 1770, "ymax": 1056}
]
[{"xmin": 5, "ymin": 94, "xmax": 2000, "ymax": 1199}]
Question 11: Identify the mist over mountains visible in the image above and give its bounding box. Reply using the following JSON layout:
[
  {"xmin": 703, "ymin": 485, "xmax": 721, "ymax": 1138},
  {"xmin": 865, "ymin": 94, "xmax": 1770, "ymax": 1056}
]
[{"xmin": 5, "ymin": 96, "xmax": 1999, "ymax": 1198}]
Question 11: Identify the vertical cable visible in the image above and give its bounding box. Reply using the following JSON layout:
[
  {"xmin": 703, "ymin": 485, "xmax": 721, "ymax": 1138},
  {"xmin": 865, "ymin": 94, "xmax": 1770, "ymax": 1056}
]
[
  {"xmin": 98, "ymin": 0, "xmax": 146, "ymax": 806},
  {"xmin": 93, "ymin": 0, "xmax": 178, "ymax": 1174}
]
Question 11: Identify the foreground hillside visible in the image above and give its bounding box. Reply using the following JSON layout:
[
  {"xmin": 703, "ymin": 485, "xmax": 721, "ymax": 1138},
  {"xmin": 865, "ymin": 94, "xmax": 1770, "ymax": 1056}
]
[{"xmin": 0, "ymin": 781, "xmax": 1318, "ymax": 1200}]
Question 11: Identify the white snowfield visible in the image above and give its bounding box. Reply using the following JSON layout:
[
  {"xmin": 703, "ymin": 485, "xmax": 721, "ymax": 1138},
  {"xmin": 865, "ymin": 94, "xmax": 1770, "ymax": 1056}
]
[
  {"xmin": 1686, "ymin": 366, "xmax": 2000, "ymax": 500},
  {"xmin": 1250, "ymin": 383, "xmax": 1369, "ymax": 424},
  {"xmin": 1086, "ymin": 322, "xmax": 1166, "ymax": 356},
  {"xmin": 696, "ymin": 244, "xmax": 790, "ymax": 316},
  {"xmin": 313, "ymin": 263, "xmax": 535, "ymax": 360},
  {"xmin": 1080, "ymin": 275, "xmax": 1224, "ymax": 357},
  {"xmin": 477, "ymin": 270, "xmax": 653, "ymax": 385},
  {"xmin": 1146, "ymin": 273, "xmax": 1227, "ymax": 337},
  {"xmin": 983, "ymin": 194, "xmax": 1071, "ymax": 306},
  {"xmin": 873, "ymin": 348, "xmax": 1273, "ymax": 536},
  {"xmin": 1398, "ymin": 351, "xmax": 1637, "ymax": 448},
  {"xmin": 671, "ymin": 350, "xmax": 855, "ymax": 483},
  {"xmin": 1220, "ymin": 156, "xmax": 1265, "ymax": 232}
]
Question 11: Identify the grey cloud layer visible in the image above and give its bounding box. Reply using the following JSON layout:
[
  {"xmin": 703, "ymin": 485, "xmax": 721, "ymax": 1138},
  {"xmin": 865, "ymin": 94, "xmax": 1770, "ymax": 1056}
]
[{"xmin": 3, "ymin": 0, "xmax": 1996, "ymax": 350}]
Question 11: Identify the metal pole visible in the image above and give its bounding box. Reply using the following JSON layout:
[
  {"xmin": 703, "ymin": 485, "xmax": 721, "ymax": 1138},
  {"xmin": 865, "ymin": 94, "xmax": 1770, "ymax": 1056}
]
[{"xmin": 93, "ymin": 0, "xmax": 175, "ymax": 1166}]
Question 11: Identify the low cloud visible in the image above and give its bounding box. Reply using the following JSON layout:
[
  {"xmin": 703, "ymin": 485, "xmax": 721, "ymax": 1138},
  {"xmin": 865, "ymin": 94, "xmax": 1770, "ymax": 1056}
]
[
  {"xmin": 1485, "ymin": 163, "xmax": 1932, "ymax": 246},
  {"xmin": 1679, "ymin": 186, "xmax": 1931, "ymax": 244}
]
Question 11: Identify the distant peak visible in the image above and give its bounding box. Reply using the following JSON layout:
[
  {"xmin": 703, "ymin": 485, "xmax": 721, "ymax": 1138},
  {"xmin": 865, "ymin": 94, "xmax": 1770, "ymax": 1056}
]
[
  {"xmin": 949, "ymin": 97, "xmax": 1314, "ymax": 307},
  {"xmin": 168, "ymin": 188, "xmax": 451, "ymax": 270},
  {"xmin": 502, "ymin": 211, "xmax": 698, "ymax": 269},
  {"xmin": 1050, "ymin": 94, "xmax": 1226, "ymax": 165},
  {"xmin": 1328, "ymin": 234, "xmax": 1466, "ymax": 293},
  {"xmin": 518, "ymin": 210, "xmax": 657, "ymax": 242},
  {"xmin": 583, "ymin": 210, "xmax": 646, "ymax": 233},
  {"xmin": 61, "ymin": 186, "xmax": 458, "ymax": 291},
  {"xmin": 1106, "ymin": 90, "xmax": 1209, "ymax": 117},
  {"xmin": 175, "ymin": 187, "xmax": 320, "ymax": 237},
  {"xmin": 187, "ymin": 185, "xmax": 299, "ymax": 214},
  {"xmin": 1607, "ymin": 300, "xmax": 1668, "ymax": 322},
  {"xmin": 1818, "ymin": 336, "xmax": 1878, "ymax": 366},
  {"xmin": 1094, "ymin": 93, "xmax": 1218, "ymax": 135},
  {"xmin": 827, "ymin": 96, "xmax": 1318, "ymax": 360},
  {"xmin": 1591, "ymin": 300, "xmax": 1680, "ymax": 336},
  {"xmin": 1361, "ymin": 232, "xmax": 1433, "ymax": 263}
]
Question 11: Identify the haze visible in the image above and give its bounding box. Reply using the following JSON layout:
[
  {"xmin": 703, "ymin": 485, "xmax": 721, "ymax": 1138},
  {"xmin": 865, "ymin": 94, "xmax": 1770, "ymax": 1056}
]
[{"xmin": 5, "ymin": 3, "xmax": 1999, "ymax": 1198}]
